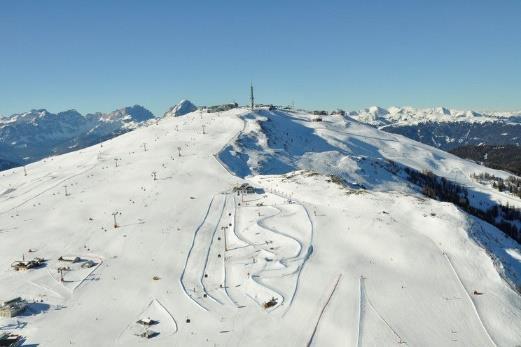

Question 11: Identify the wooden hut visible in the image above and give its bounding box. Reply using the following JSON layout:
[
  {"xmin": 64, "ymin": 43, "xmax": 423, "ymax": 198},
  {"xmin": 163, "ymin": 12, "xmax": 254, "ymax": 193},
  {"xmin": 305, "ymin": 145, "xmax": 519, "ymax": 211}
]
[
  {"xmin": 0, "ymin": 332, "xmax": 24, "ymax": 346},
  {"xmin": 233, "ymin": 183, "xmax": 255, "ymax": 194},
  {"xmin": 0, "ymin": 298, "xmax": 27, "ymax": 318},
  {"xmin": 10, "ymin": 257, "xmax": 45, "ymax": 271},
  {"xmin": 58, "ymin": 256, "xmax": 80, "ymax": 263}
]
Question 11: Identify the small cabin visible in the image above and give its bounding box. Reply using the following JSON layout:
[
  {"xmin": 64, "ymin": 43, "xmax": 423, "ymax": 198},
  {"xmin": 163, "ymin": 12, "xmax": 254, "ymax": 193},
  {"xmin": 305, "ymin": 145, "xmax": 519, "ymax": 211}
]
[
  {"xmin": 0, "ymin": 332, "xmax": 24, "ymax": 346},
  {"xmin": 0, "ymin": 298, "xmax": 27, "ymax": 318},
  {"xmin": 206, "ymin": 103, "xmax": 238, "ymax": 113},
  {"xmin": 262, "ymin": 297, "xmax": 278, "ymax": 309},
  {"xmin": 81, "ymin": 260, "xmax": 97, "ymax": 269},
  {"xmin": 331, "ymin": 109, "xmax": 346, "ymax": 116},
  {"xmin": 59, "ymin": 256, "xmax": 80, "ymax": 263},
  {"xmin": 233, "ymin": 183, "xmax": 255, "ymax": 194},
  {"xmin": 11, "ymin": 257, "xmax": 46, "ymax": 271},
  {"xmin": 137, "ymin": 318, "xmax": 158, "ymax": 326},
  {"xmin": 137, "ymin": 329, "xmax": 159, "ymax": 339}
]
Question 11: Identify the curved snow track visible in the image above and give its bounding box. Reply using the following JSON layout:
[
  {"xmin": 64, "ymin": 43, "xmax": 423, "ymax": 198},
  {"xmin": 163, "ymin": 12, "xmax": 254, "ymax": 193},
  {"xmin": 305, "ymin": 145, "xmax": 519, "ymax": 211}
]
[{"xmin": 180, "ymin": 190, "xmax": 313, "ymax": 315}]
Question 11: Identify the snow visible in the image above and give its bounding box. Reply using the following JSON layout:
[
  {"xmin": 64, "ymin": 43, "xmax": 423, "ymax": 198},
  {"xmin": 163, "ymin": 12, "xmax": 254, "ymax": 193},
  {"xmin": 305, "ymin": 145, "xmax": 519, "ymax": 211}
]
[
  {"xmin": 350, "ymin": 106, "xmax": 521, "ymax": 127},
  {"xmin": 163, "ymin": 100, "xmax": 198, "ymax": 117},
  {"xmin": 219, "ymin": 110, "xmax": 521, "ymax": 209},
  {"xmin": 0, "ymin": 107, "xmax": 520, "ymax": 346}
]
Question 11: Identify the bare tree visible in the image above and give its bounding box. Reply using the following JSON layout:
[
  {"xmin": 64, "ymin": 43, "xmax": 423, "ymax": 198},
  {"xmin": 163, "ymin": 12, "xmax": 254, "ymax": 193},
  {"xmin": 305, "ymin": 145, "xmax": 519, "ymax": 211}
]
[
  {"xmin": 202, "ymin": 125, "xmax": 206, "ymax": 134},
  {"xmin": 63, "ymin": 185, "xmax": 70, "ymax": 197},
  {"xmin": 23, "ymin": 166, "xmax": 27, "ymax": 176},
  {"xmin": 151, "ymin": 171, "xmax": 157, "ymax": 181},
  {"xmin": 177, "ymin": 146, "xmax": 182, "ymax": 157},
  {"xmin": 143, "ymin": 143, "xmax": 148, "ymax": 152},
  {"xmin": 114, "ymin": 158, "xmax": 120, "ymax": 167}
]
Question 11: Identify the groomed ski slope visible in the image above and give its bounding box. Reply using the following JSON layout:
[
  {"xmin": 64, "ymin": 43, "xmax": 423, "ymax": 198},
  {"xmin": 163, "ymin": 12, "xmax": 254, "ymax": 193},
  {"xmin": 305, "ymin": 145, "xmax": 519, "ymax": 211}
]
[{"xmin": 0, "ymin": 108, "xmax": 520, "ymax": 346}]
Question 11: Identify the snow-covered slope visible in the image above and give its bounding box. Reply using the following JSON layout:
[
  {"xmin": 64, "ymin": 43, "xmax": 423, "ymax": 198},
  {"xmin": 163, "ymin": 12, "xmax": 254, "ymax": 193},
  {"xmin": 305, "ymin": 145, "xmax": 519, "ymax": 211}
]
[
  {"xmin": 350, "ymin": 106, "xmax": 521, "ymax": 150},
  {"xmin": 0, "ymin": 108, "xmax": 520, "ymax": 346},
  {"xmin": 219, "ymin": 110, "xmax": 517, "ymax": 198},
  {"xmin": 163, "ymin": 99, "xmax": 197, "ymax": 117},
  {"xmin": 0, "ymin": 105, "xmax": 155, "ymax": 166}
]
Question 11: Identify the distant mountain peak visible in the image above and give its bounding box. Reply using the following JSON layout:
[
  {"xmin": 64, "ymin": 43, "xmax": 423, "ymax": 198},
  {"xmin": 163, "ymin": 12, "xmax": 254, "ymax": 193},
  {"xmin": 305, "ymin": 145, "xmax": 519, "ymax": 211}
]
[
  {"xmin": 367, "ymin": 106, "xmax": 389, "ymax": 116},
  {"xmin": 106, "ymin": 105, "xmax": 155, "ymax": 123},
  {"xmin": 434, "ymin": 107, "xmax": 451, "ymax": 116},
  {"xmin": 164, "ymin": 99, "xmax": 197, "ymax": 117}
]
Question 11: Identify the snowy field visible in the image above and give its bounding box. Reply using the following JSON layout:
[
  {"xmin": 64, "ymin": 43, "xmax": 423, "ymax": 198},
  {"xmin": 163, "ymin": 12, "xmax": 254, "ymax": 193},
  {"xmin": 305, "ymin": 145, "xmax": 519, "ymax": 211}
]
[{"xmin": 0, "ymin": 108, "xmax": 520, "ymax": 346}]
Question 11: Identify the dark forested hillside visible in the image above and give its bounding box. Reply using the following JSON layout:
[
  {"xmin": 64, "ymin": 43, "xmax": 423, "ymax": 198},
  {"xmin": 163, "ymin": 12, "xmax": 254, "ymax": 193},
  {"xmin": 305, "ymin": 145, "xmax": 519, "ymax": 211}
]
[
  {"xmin": 450, "ymin": 145, "xmax": 521, "ymax": 176},
  {"xmin": 381, "ymin": 121, "xmax": 521, "ymax": 151},
  {"xmin": 0, "ymin": 158, "xmax": 19, "ymax": 171}
]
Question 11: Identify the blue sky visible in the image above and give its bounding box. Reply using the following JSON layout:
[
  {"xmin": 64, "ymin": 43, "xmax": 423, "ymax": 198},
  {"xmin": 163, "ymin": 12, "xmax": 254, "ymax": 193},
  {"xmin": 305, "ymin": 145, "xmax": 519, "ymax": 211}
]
[{"xmin": 1, "ymin": 1, "xmax": 520, "ymax": 116}]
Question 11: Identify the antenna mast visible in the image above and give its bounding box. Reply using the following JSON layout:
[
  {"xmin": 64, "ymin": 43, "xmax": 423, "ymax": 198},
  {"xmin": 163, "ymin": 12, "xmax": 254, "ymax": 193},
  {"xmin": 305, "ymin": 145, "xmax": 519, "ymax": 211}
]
[{"xmin": 250, "ymin": 82, "xmax": 255, "ymax": 110}]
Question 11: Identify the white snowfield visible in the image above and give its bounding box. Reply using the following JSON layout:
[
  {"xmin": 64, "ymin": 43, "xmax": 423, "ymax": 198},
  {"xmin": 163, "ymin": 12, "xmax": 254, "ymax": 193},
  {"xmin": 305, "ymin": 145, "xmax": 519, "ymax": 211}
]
[
  {"xmin": 349, "ymin": 106, "xmax": 521, "ymax": 127},
  {"xmin": 0, "ymin": 107, "xmax": 520, "ymax": 346}
]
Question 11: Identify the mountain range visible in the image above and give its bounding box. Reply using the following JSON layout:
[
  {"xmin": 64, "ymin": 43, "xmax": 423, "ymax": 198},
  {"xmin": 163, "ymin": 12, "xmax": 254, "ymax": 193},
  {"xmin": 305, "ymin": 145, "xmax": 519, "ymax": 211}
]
[
  {"xmin": 350, "ymin": 106, "xmax": 521, "ymax": 150},
  {"xmin": 0, "ymin": 105, "xmax": 155, "ymax": 166},
  {"xmin": 2, "ymin": 103, "xmax": 521, "ymax": 173}
]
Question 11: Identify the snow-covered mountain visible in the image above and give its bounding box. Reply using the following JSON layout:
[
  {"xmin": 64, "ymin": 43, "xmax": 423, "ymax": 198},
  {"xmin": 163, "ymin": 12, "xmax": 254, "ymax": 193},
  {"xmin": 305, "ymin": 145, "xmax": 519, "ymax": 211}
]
[
  {"xmin": 350, "ymin": 106, "xmax": 521, "ymax": 150},
  {"xmin": 0, "ymin": 105, "xmax": 155, "ymax": 166},
  {"xmin": 0, "ymin": 107, "xmax": 520, "ymax": 346},
  {"xmin": 350, "ymin": 106, "xmax": 520, "ymax": 127},
  {"xmin": 163, "ymin": 99, "xmax": 197, "ymax": 117}
]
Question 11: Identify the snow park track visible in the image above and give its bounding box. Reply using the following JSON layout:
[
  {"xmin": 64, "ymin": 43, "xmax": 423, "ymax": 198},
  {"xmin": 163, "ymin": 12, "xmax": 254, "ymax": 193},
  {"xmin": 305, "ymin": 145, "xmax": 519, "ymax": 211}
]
[
  {"xmin": 230, "ymin": 191, "xmax": 313, "ymax": 313},
  {"xmin": 179, "ymin": 194, "xmax": 227, "ymax": 311},
  {"xmin": 253, "ymin": 202, "xmax": 313, "ymax": 313},
  {"xmin": 264, "ymin": 187, "xmax": 315, "ymax": 314},
  {"xmin": 179, "ymin": 188, "xmax": 313, "ymax": 316}
]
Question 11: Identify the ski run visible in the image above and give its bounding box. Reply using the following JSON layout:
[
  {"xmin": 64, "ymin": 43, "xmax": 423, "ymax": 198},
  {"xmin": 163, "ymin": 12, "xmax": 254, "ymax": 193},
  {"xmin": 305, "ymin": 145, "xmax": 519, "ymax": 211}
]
[{"xmin": 0, "ymin": 107, "xmax": 520, "ymax": 346}]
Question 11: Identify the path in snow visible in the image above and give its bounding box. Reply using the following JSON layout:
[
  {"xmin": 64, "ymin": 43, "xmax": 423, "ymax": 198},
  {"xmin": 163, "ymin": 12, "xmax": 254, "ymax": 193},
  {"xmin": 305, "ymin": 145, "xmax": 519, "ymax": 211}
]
[
  {"xmin": 180, "ymin": 189, "xmax": 313, "ymax": 316},
  {"xmin": 180, "ymin": 194, "xmax": 227, "ymax": 312},
  {"xmin": 117, "ymin": 298, "xmax": 178, "ymax": 344},
  {"xmin": 307, "ymin": 273, "xmax": 343, "ymax": 347}
]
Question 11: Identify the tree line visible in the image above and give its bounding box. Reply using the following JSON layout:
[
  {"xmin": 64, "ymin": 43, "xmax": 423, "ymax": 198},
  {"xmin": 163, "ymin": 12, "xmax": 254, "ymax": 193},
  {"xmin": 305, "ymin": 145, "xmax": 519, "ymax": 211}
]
[
  {"xmin": 471, "ymin": 172, "xmax": 521, "ymax": 199},
  {"xmin": 450, "ymin": 144, "xmax": 521, "ymax": 176},
  {"xmin": 404, "ymin": 167, "xmax": 521, "ymax": 243}
]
